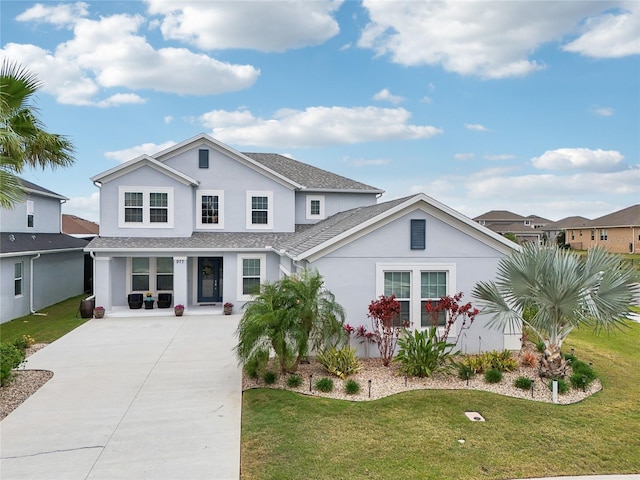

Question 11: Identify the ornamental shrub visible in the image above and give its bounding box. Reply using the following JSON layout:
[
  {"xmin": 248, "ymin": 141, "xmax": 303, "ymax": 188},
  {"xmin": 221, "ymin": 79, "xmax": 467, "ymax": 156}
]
[
  {"xmin": 317, "ymin": 346, "xmax": 362, "ymax": 379},
  {"xmin": 457, "ymin": 362, "xmax": 476, "ymax": 381},
  {"xmin": 286, "ymin": 374, "xmax": 303, "ymax": 388},
  {"xmin": 262, "ymin": 370, "xmax": 278, "ymax": 385},
  {"xmin": 1, "ymin": 343, "xmax": 26, "ymax": 386},
  {"xmin": 484, "ymin": 368, "xmax": 502, "ymax": 384},
  {"xmin": 244, "ymin": 350, "xmax": 269, "ymax": 379},
  {"xmin": 344, "ymin": 379, "xmax": 361, "ymax": 395},
  {"xmin": 549, "ymin": 378, "xmax": 569, "ymax": 394},
  {"xmin": 514, "ymin": 376, "xmax": 533, "ymax": 390},
  {"xmin": 489, "ymin": 350, "xmax": 519, "ymax": 372},
  {"xmin": 394, "ymin": 327, "xmax": 457, "ymax": 378},
  {"xmin": 315, "ymin": 377, "xmax": 334, "ymax": 393}
]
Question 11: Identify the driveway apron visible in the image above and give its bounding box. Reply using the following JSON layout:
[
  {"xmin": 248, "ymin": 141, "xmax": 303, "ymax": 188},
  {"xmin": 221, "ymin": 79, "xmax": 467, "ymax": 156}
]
[{"xmin": 0, "ymin": 315, "xmax": 242, "ymax": 480}]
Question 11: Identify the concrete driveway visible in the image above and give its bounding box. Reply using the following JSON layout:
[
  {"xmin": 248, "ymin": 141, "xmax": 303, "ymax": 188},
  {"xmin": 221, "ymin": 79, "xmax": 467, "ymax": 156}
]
[{"xmin": 0, "ymin": 314, "xmax": 242, "ymax": 480}]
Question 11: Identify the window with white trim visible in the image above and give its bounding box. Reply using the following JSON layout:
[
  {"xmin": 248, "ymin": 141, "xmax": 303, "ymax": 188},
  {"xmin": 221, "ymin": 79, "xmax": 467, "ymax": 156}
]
[
  {"xmin": 129, "ymin": 257, "xmax": 174, "ymax": 294},
  {"xmin": 377, "ymin": 263, "xmax": 456, "ymax": 333},
  {"xmin": 238, "ymin": 254, "xmax": 266, "ymax": 300},
  {"xmin": 600, "ymin": 229, "xmax": 608, "ymax": 241},
  {"xmin": 26, "ymin": 200, "xmax": 34, "ymax": 228},
  {"xmin": 14, "ymin": 262, "xmax": 23, "ymax": 296},
  {"xmin": 119, "ymin": 187, "xmax": 174, "ymax": 228},
  {"xmin": 246, "ymin": 191, "xmax": 273, "ymax": 229},
  {"xmin": 196, "ymin": 190, "xmax": 224, "ymax": 229},
  {"xmin": 306, "ymin": 195, "xmax": 325, "ymax": 220}
]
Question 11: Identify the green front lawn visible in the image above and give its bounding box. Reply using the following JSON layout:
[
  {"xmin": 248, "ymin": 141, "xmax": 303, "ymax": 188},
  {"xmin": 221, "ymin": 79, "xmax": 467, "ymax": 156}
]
[
  {"xmin": 241, "ymin": 322, "xmax": 640, "ymax": 479},
  {"xmin": 0, "ymin": 295, "xmax": 89, "ymax": 344}
]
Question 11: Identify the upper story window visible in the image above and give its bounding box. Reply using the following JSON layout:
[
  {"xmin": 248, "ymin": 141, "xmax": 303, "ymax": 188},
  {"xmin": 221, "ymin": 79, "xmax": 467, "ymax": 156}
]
[
  {"xmin": 119, "ymin": 187, "xmax": 174, "ymax": 228},
  {"xmin": 600, "ymin": 229, "xmax": 608, "ymax": 241},
  {"xmin": 410, "ymin": 219, "xmax": 426, "ymax": 250},
  {"xmin": 306, "ymin": 195, "xmax": 325, "ymax": 220},
  {"xmin": 196, "ymin": 190, "xmax": 224, "ymax": 229},
  {"xmin": 199, "ymin": 149, "xmax": 209, "ymax": 168},
  {"xmin": 524, "ymin": 220, "xmax": 531, "ymax": 226},
  {"xmin": 591, "ymin": 229, "xmax": 595, "ymax": 241},
  {"xmin": 246, "ymin": 191, "xmax": 273, "ymax": 229},
  {"xmin": 26, "ymin": 200, "xmax": 34, "ymax": 228}
]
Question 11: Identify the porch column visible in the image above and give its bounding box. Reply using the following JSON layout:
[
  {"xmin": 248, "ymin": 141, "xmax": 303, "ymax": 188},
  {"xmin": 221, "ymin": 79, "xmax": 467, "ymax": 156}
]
[
  {"xmin": 173, "ymin": 256, "xmax": 188, "ymax": 308},
  {"xmin": 94, "ymin": 256, "xmax": 112, "ymax": 311}
]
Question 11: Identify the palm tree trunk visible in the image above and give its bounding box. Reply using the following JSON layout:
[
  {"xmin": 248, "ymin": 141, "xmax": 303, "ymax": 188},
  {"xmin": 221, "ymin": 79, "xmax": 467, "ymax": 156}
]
[{"xmin": 538, "ymin": 344, "xmax": 568, "ymax": 378}]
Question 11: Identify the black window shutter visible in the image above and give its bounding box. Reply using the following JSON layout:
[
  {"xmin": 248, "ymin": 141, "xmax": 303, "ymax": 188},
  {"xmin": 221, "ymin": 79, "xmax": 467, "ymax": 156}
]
[
  {"xmin": 411, "ymin": 219, "xmax": 426, "ymax": 250},
  {"xmin": 199, "ymin": 149, "xmax": 209, "ymax": 168}
]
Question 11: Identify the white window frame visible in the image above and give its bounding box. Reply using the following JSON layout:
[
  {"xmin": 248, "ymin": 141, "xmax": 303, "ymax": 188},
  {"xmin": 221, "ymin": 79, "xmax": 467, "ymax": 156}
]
[
  {"xmin": 127, "ymin": 257, "xmax": 174, "ymax": 295},
  {"xmin": 196, "ymin": 190, "xmax": 224, "ymax": 229},
  {"xmin": 118, "ymin": 187, "xmax": 174, "ymax": 228},
  {"xmin": 246, "ymin": 191, "xmax": 273, "ymax": 229},
  {"xmin": 26, "ymin": 200, "xmax": 34, "ymax": 228},
  {"xmin": 306, "ymin": 195, "xmax": 325, "ymax": 220},
  {"xmin": 237, "ymin": 254, "xmax": 266, "ymax": 301},
  {"xmin": 376, "ymin": 263, "xmax": 456, "ymax": 336},
  {"xmin": 600, "ymin": 229, "xmax": 608, "ymax": 241},
  {"xmin": 14, "ymin": 261, "xmax": 23, "ymax": 297}
]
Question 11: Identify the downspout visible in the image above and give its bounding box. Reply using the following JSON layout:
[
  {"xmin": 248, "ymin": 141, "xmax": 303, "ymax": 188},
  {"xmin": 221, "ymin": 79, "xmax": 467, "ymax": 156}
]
[
  {"xmin": 30, "ymin": 253, "xmax": 46, "ymax": 315},
  {"xmin": 87, "ymin": 251, "xmax": 97, "ymax": 301},
  {"xmin": 60, "ymin": 198, "xmax": 67, "ymax": 233}
]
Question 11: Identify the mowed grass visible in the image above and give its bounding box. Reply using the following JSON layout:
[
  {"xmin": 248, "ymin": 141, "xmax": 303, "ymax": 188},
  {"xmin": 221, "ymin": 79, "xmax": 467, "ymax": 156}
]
[
  {"xmin": 0, "ymin": 294, "xmax": 89, "ymax": 344},
  {"xmin": 241, "ymin": 322, "xmax": 640, "ymax": 480}
]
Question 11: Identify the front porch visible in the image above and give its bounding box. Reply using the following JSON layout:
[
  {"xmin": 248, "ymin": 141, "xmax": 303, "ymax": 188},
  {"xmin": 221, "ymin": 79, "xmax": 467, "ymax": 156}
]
[{"xmin": 106, "ymin": 304, "xmax": 228, "ymax": 318}]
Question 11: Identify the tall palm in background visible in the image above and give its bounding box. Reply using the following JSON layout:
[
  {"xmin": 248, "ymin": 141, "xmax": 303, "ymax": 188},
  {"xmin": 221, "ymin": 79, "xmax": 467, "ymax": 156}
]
[
  {"xmin": 0, "ymin": 60, "xmax": 74, "ymax": 208},
  {"xmin": 473, "ymin": 245, "xmax": 638, "ymax": 377}
]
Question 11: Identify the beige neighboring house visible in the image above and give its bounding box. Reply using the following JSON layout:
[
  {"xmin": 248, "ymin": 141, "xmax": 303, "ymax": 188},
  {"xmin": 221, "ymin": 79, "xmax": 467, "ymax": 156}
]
[
  {"xmin": 62, "ymin": 214, "xmax": 99, "ymax": 239},
  {"xmin": 565, "ymin": 205, "xmax": 640, "ymax": 254},
  {"xmin": 473, "ymin": 210, "xmax": 551, "ymax": 245},
  {"xmin": 543, "ymin": 216, "xmax": 591, "ymax": 247}
]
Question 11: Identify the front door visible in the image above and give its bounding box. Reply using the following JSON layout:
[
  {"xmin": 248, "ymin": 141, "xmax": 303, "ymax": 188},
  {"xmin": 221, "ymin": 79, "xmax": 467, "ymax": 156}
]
[{"xmin": 197, "ymin": 257, "xmax": 223, "ymax": 303}]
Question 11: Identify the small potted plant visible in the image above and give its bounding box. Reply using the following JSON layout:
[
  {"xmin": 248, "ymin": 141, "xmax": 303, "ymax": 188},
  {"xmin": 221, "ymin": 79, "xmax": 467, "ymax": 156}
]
[
  {"xmin": 94, "ymin": 306, "xmax": 105, "ymax": 319},
  {"xmin": 144, "ymin": 291, "xmax": 154, "ymax": 309},
  {"xmin": 223, "ymin": 302, "xmax": 233, "ymax": 315},
  {"xmin": 174, "ymin": 304, "xmax": 185, "ymax": 316}
]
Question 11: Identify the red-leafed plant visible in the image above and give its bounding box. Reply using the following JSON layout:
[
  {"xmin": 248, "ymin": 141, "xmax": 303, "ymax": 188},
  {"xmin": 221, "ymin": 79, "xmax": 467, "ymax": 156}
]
[
  {"xmin": 367, "ymin": 295, "xmax": 405, "ymax": 366},
  {"xmin": 424, "ymin": 292, "xmax": 479, "ymax": 344}
]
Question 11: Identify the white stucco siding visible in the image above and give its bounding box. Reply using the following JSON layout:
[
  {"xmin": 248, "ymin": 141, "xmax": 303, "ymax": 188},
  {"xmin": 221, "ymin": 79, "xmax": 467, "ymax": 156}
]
[
  {"xmin": 1, "ymin": 193, "xmax": 62, "ymax": 233},
  {"xmin": 308, "ymin": 210, "xmax": 516, "ymax": 353},
  {"xmin": 294, "ymin": 192, "xmax": 378, "ymax": 224},
  {"xmin": 0, "ymin": 256, "xmax": 30, "ymax": 323}
]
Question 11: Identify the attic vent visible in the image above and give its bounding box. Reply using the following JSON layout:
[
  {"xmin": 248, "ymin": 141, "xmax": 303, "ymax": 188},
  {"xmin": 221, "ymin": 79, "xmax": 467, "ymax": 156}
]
[{"xmin": 410, "ymin": 219, "xmax": 426, "ymax": 250}]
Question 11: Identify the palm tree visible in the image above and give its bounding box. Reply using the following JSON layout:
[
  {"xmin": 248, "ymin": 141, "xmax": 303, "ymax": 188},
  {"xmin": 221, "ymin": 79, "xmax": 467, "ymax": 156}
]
[
  {"xmin": 0, "ymin": 60, "xmax": 75, "ymax": 208},
  {"xmin": 235, "ymin": 270, "xmax": 346, "ymax": 374},
  {"xmin": 473, "ymin": 244, "xmax": 638, "ymax": 378},
  {"xmin": 235, "ymin": 282, "xmax": 304, "ymax": 374},
  {"xmin": 280, "ymin": 269, "xmax": 346, "ymax": 367}
]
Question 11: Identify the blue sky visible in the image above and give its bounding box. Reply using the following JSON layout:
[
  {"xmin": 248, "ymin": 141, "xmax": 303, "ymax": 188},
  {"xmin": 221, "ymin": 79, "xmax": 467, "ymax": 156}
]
[{"xmin": 2, "ymin": 0, "xmax": 639, "ymax": 223}]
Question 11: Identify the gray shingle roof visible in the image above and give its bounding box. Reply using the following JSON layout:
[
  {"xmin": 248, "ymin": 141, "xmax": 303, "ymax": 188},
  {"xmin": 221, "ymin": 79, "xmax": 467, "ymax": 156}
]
[
  {"xmin": 86, "ymin": 232, "xmax": 294, "ymax": 250},
  {"xmin": 243, "ymin": 153, "xmax": 383, "ymax": 192},
  {"xmin": 543, "ymin": 216, "xmax": 591, "ymax": 230},
  {"xmin": 18, "ymin": 178, "xmax": 67, "ymax": 200},
  {"xmin": 473, "ymin": 210, "xmax": 525, "ymax": 222},
  {"xmin": 588, "ymin": 204, "xmax": 640, "ymax": 228},
  {"xmin": 1, "ymin": 233, "xmax": 88, "ymax": 255}
]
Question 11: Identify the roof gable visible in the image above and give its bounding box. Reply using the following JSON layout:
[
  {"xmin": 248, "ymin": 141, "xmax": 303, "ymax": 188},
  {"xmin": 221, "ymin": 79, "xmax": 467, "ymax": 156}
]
[
  {"xmin": 18, "ymin": 178, "xmax": 67, "ymax": 201},
  {"xmin": 474, "ymin": 210, "xmax": 525, "ymax": 221},
  {"xmin": 92, "ymin": 155, "xmax": 199, "ymax": 185}
]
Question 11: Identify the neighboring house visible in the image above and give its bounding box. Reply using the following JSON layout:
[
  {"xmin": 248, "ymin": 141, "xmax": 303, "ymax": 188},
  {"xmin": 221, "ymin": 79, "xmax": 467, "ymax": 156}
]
[
  {"xmin": 473, "ymin": 210, "xmax": 551, "ymax": 245},
  {"xmin": 565, "ymin": 205, "xmax": 640, "ymax": 254},
  {"xmin": 543, "ymin": 216, "xmax": 591, "ymax": 247},
  {"xmin": 86, "ymin": 134, "xmax": 521, "ymax": 353},
  {"xmin": 62, "ymin": 214, "xmax": 99, "ymax": 293},
  {"xmin": 0, "ymin": 180, "xmax": 88, "ymax": 323}
]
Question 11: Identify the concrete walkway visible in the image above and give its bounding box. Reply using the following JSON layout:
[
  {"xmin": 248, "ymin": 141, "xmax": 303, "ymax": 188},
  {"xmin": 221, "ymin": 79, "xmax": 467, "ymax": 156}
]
[{"xmin": 0, "ymin": 314, "xmax": 243, "ymax": 480}]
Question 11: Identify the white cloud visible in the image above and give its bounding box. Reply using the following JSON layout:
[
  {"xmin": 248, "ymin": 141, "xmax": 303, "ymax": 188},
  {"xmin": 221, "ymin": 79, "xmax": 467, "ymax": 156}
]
[
  {"xmin": 484, "ymin": 154, "xmax": 516, "ymax": 161},
  {"xmin": 420, "ymin": 96, "xmax": 432, "ymax": 104},
  {"xmin": 62, "ymin": 191, "xmax": 100, "ymax": 223},
  {"xmin": 454, "ymin": 153, "xmax": 474, "ymax": 160},
  {"xmin": 465, "ymin": 123, "xmax": 489, "ymax": 132},
  {"xmin": 145, "ymin": 0, "xmax": 342, "ymax": 52},
  {"xmin": 164, "ymin": 116, "xmax": 174, "ymax": 125},
  {"xmin": 105, "ymin": 141, "xmax": 177, "ymax": 163},
  {"xmin": 531, "ymin": 148, "xmax": 624, "ymax": 172},
  {"xmin": 96, "ymin": 93, "xmax": 146, "ymax": 108},
  {"xmin": 373, "ymin": 88, "xmax": 404, "ymax": 105},
  {"xmin": 4, "ymin": 6, "xmax": 260, "ymax": 105},
  {"xmin": 358, "ymin": 1, "xmax": 621, "ymax": 78},
  {"xmin": 344, "ymin": 156, "xmax": 390, "ymax": 167},
  {"xmin": 563, "ymin": 3, "xmax": 640, "ymax": 58},
  {"xmin": 198, "ymin": 106, "xmax": 442, "ymax": 148},
  {"xmin": 16, "ymin": 2, "xmax": 89, "ymax": 27},
  {"xmin": 593, "ymin": 106, "xmax": 614, "ymax": 117}
]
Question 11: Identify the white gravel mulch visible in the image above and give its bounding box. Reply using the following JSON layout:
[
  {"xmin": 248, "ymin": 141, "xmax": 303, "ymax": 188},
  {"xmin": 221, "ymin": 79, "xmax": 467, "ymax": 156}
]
[{"xmin": 242, "ymin": 356, "xmax": 602, "ymax": 405}]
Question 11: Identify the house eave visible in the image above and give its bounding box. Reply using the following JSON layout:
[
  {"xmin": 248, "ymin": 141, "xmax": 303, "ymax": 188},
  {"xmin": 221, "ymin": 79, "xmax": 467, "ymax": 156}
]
[{"xmin": 0, "ymin": 247, "xmax": 86, "ymax": 258}]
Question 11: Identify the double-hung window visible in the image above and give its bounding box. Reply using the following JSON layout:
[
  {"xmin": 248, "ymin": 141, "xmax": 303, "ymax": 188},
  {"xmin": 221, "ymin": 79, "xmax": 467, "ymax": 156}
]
[
  {"xmin": 119, "ymin": 187, "xmax": 173, "ymax": 228},
  {"xmin": 246, "ymin": 191, "xmax": 273, "ymax": 229},
  {"xmin": 377, "ymin": 263, "xmax": 456, "ymax": 333},
  {"xmin": 600, "ymin": 229, "xmax": 608, "ymax": 241},
  {"xmin": 26, "ymin": 200, "xmax": 34, "ymax": 228},
  {"xmin": 130, "ymin": 257, "xmax": 173, "ymax": 293},
  {"xmin": 197, "ymin": 190, "xmax": 224, "ymax": 229},
  {"xmin": 238, "ymin": 254, "xmax": 266, "ymax": 300},
  {"xmin": 14, "ymin": 262, "xmax": 23, "ymax": 296}
]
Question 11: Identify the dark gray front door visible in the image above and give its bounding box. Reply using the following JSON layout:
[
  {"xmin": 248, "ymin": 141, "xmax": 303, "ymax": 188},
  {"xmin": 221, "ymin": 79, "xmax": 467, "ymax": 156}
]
[{"xmin": 197, "ymin": 257, "xmax": 222, "ymax": 303}]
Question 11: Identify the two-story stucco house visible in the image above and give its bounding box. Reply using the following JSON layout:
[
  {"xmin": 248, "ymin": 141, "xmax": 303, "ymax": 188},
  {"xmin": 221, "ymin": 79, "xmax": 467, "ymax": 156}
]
[
  {"xmin": 86, "ymin": 134, "xmax": 521, "ymax": 353},
  {"xmin": 0, "ymin": 180, "xmax": 88, "ymax": 323}
]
